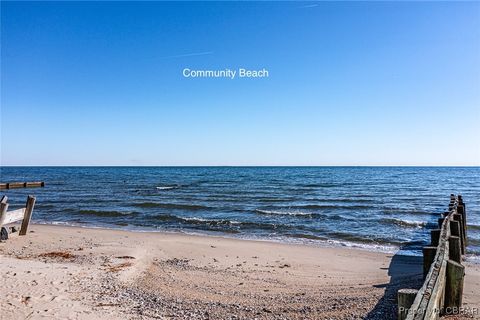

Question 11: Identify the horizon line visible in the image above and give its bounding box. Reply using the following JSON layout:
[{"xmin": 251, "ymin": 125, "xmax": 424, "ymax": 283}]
[{"xmin": 1, "ymin": 165, "xmax": 479, "ymax": 168}]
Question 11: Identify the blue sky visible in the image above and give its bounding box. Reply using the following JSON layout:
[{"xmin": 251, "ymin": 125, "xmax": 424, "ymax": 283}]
[{"xmin": 1, "ymin": 1, "xmax": 479, "ymax": 166}]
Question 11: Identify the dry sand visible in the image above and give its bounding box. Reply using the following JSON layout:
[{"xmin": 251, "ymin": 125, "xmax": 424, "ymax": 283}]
[{"xmin": 0, "ymin": 224, "xmax": 478, "ymax": 320}]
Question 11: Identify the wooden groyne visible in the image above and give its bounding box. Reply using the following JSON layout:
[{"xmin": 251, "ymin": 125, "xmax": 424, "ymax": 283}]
[
  {"xmin": 0, "ymin": 181, "xmax": 45, "ymax": 189},
  {"xmin": 398, "ymin": 194, "xmax": 467, "ymax": 320}
]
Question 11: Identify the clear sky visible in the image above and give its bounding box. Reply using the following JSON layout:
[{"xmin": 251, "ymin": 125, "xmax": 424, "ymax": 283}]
[{"xmin": 1, "ymin": 1, "xmax": 479, "ymax": 166}]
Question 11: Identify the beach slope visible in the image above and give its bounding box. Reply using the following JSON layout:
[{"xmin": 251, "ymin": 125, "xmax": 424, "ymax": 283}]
[{"xmin": 0, "ymin": 225, "xmax": 478, "ymax": 319}]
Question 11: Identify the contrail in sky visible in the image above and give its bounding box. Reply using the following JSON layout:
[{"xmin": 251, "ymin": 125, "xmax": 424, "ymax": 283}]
[
  {"xmin": 159, "ymin": 51, "xmax": 214, "ymax": 59},
  {"xmin": 298, "ymin": 4, "xmax": 319, "ymax": 8}
]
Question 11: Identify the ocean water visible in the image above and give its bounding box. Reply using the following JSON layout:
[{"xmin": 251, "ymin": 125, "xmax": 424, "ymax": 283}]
[{"xmin": 1, "ymin": 167, "xmax": 479, "ymax": 258}]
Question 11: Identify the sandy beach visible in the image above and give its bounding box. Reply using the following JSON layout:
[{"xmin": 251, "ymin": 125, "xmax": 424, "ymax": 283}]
[{"xmin": 0, "ymin": 224, "xmax": 478, "ymax": 320}]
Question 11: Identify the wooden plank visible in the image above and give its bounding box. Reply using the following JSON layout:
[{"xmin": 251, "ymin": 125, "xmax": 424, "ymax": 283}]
[
  {"xmin": 2, "ymin": 208, "xmax": 26, "ymax": 225},
  {"xmin": 0, "ymin": 183, "xmax": 7, "ymax": 189},
  {"xmin": 423, "ymin": 221, "xmax": 451, "ymax": 319},
  {"xmin": 19, "ymin": 196, "xmax": 36, "ymax": 236},
  {"xmin": 424, "ymin": 257, "xmax": 447, "ymax": 319}
]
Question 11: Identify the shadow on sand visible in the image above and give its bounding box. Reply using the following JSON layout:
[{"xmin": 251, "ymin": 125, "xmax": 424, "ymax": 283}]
[{"xmin": 364, "ymin": 242, "xmax": 424, "ymax": 320}]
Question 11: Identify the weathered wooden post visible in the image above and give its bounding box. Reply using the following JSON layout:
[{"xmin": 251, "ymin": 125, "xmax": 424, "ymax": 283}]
[
  {"xmin": 453, "ymin": 214, "xmax": 465, "ymax": 254},
  {"xmin": 457, "ymin": 204, "xmax": 467, "ymax": 240},
  {"xmin": 423, "ymin": 246, "xmax": 437, "ymax": 278},
  {"xmin": 398, "ymin": 289, "xmax": 418, "ymax": 320},
  {"xmin": 19, "ymin": 196, "xmax": 36, "ymax": 236},
  {"xmin": 450, "ymin": 219, "xmax": 460, "ymax": 237},
  {"xmin": 444, "ymin": 260, "xmax": 465, "ymax": 313},
  {"xmin": 438, "ymin": 217, "xmax": 445, "ymax": 228},
  {"xmin": 431, "ymin": 229, "xmax": 441, "ymax": 246},
  {"xmin": 458, "ymin": 195, "xmax": 466, "ymax": 238},
  {"xmin": 449, "ymin": 236, "xmax": 462, "ymax": 264},
  {"xmin": 0, "ymin": 196, "xmax": 9, "ymax": 240}
]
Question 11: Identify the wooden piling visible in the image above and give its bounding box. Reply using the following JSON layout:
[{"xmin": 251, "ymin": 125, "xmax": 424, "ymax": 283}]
[
  {"xmin": 450, "ymin": 220, "xmax": 460, "ymax": 237},
  {"xmin": 398, "ymin": 289, "xmax": 418, "ymax": 320},
  {"xmin": 453, "ymin": 214, "xmax": 465, "ymax": 254},
  {"xmin": 19, "ymin": 196, "xmax": 36, "ymax": 236},
  {"xmin": 438, "ymin": 217, "xmax": 445, "ymax": 228},
  {"xmin": 448, "ymin": 236, "xmax": 461, "ymax": 264},
  {"xmin": 423, "ymin": 246, "xmax": 437, "ymax": 279},
  {"xmin": 444, "ymin": 260, "xmax": 465, "ymax": 313},
  {"xmin": 431, "ymin": 229, "xmax": 441, "ymax": 246},
  {"xmin": 457, "ymin": 204, "xmax": 467, "ymax": 240}
]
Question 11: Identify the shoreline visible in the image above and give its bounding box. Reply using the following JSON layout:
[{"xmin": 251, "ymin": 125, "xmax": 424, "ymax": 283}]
[
  {"xmin": 33, "ymin": 221, "xmax": 413, "ymax": 255},
  {"xmin": 32, "ymin": 221, "xmax": 480, "ymax": 264},
  {"xmin": 1, "ymin": 224, "xmax": 479, "ymax": 319}
]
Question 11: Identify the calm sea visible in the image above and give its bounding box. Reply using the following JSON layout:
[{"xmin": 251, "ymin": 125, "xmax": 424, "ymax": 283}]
[{"xmin": 1, "ymin": 167, "xmax": 479, "ymax": 258}]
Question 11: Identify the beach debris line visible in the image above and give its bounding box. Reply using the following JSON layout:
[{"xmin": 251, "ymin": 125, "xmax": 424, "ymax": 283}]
[
  {"xmin": 397, "ymin": 194, "xmax": 467, "ymax": 320},
  {"xmin": 0, "ymin": 195, "xmax": 36, "ymax": 240},
  {"xmin": 38, "ymin": 251, "xmax": 75, "ymax": 260},
  {"xmin": 0, "ymin": 181, "xmax": 45, "ymax": 189},
  {"xmin": 106, "ymin": 262, "xmax": 133, "ymax": 273}
]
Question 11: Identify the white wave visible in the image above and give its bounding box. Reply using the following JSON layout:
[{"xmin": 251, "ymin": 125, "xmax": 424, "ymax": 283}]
[
  {"xmin": 234, "ymin": 234, "xmax": 402, "ymax": 255},
  {"xmin": 156, "ymin": 186, "xmax": 177, "ymax": 190},
  {"xmin": 389, "ymin": 218, "xmax": 426, "ymax": 228},
  {"xmin": 182, "ymin": 217, "xmax": 241, "ymax": 225},
  {"xmin": 465, "ymin": 254, "xmax": 480, "ymax": 264},
  {"xmin": 183, "ymin": 216, "xmax": 208, "ymax": 222},
  {"xmin": 321, "ymin": 238, "xmax": 399, "ymax": 254},
  {"xmin": 255, "ymin": 209, "xmax": 312, "ymax": 216}
]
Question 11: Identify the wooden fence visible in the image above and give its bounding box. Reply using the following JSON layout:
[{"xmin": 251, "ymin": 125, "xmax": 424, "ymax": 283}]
[
  {"xmin": 397, "ymin": 194, "xmax": 467, "ymax": 320},
  {"xmin": 0, "ymin": 195, "xmax": 36, "ymax": 240}
]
